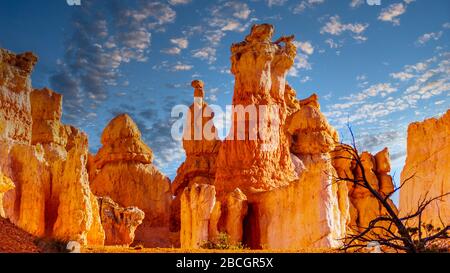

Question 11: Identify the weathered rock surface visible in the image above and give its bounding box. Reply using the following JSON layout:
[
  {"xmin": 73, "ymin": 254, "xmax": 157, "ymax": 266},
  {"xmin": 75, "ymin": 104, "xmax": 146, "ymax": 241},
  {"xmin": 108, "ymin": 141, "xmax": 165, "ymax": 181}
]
[
  {"xmin": 210, "ymin": 188, "xmax": 248, "ymax": 245},
  {"xmin": 0, "ymin": 49, "xmax": 37, "ymax": 144},
  {"xmin": 331, "ymin": 145, "xmax": 398, "ymax": 233},
  {"xmin": 171, "ymin": 80, "xmax": 221, "ymax": 232},
  {"xmin": 180, "ymin": 184, "xmax": 216, "ymax": 249},
  {"xmin": 0, "ymin": 173, "xmax": 14, "ymax": 217},
  {"xmin": 0, "ymin": 50, "xmax": 105, "ymax": 246},
  {"xmin": 400, "ymin": 110, "xmax": 450, "ymax": 227},
  {"xmin": 98, "ymin": 196, "xmax": 145, "ymax": 246},
  {"xmin": 247, "ymin": 153, "xmax": 346, "ymax": 249},
  {"xmin": 90, "ymin": 114, "xmax": 172, "ymax": 246},
  {"xmin": 214, "ymin": 24, "xmax": 297, "ymax": 195}
]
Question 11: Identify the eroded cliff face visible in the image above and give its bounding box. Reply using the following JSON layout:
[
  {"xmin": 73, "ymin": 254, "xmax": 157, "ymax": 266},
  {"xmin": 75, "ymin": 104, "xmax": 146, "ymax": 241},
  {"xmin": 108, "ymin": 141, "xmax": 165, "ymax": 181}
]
[
  {"xmin": 400, "ymin": 110, "xmax": 450, "ymax": 227},
  {"xmin": 90, "ymin": 114, "xmax": 173, "ymax": 246},
  {"xmin": 0, "ymin": 50, "xmax": 105, "ymax": 245}
]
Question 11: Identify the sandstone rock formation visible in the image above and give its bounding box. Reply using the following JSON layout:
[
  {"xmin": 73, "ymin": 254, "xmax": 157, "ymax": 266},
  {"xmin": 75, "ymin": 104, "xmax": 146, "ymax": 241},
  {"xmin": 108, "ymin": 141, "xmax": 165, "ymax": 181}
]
[
  {"xmin": 170, "ymin": 80, "xmax": 221, "ymax": 232},
  {"xmin": 0, "ymin": 49, "xmax": 37, "ymax": 144},
  {"xmin": 179, "ymin": 25, "xmax": 349, "ymax": 250},
  {"xmin": 209, "ymin": 188, "xmax": 248, "ymax": 245},
  {"xmin": 247, "ymin": 90, "xmax": 348, "ymax": 249},
  {"xmin": 0, "ymin": 49, "xmax": 104, "ymax": 246},
  {"xmin": 332, "ymin": 145, "xmax": 398, "ymax": 233},
  {"xmin": 0, "ymin": 173, "xmax": 14, "ymax": 217},
  {"xmin": 98, "ymin": 197, "xmax": 145, "ymax": 246},
  {"xmin": 400, "ymin": 110, "xmax": 450, "ymax": 227},
  {"xmin": 90, "ymin": 114, "xmax": 172, "ymax": 246},
  {"xmin": 214, "ymin": 24, "xmax": 297, "ymax": 195},
  {"xmin": 180, "ymin": 184, "xmax": 216, "ymax": 248}
]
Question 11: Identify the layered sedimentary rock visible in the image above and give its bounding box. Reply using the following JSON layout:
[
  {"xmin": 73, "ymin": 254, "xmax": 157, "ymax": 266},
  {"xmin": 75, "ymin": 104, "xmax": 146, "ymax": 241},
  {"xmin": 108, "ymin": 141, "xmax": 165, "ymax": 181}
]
[
  {"xmin": 171, "ymin": 80, "xmax": 221, "ymax": 231},
  {"xmin": 214, "ymin": 24, "xmax": 297, "ymax": 195},
  {"xmin": 98, "ymin": 197, "xmax": 145, "ymax": 246},
  {"xmin": 0, "ymin": 49, "xmax": 105, "ymax": 245},
  {"xmin": 400, "ymin": 110, "xmax": 450, "ymax": 227},
  {"xmin": 90, "ymin": 114, "xmax": 172, "ymax": 246},
  {"xmin": 180, "ymin": 184, "xmax": 216, "ymax": 248}
]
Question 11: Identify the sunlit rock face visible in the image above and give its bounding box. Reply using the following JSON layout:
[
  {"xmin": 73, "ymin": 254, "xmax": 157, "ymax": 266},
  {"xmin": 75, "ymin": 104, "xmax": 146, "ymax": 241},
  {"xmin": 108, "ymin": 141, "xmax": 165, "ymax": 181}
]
[
  {"xmin": 170, "ymin": 80, "xmax": 221, "ymax": 232},
  {"xmin": 332, "ymin": 145, "xmax": 398, "ymax": 234},
  {"xmin": 98, "ymin": 196, "xmax": 145, "ymax": 246},
  {"xmin": 90, "ymin": 114, "xmax": 173, "ymax": 246},
  {"xmin": 0, "ymin": 50, "xmax": 105, "ymax": 245},
  {"xmin": 400, "ymin": 110, "xmax": 450, "ymax": 228},
  {"xmin": 214, "ymin": 24, "xmax": 297, "ymax": 195},
  {"xmin": 247, "ymin": 88, "xmax": 348, "ymax": 249},
  {"xmin": 0, "ymin": 49, "xmax": 36, "ymax": 144},
  {"xmin": 0, "ymin": 172, "xmax": 14, "ymax": 217},
  {"xmin": 180, "ymin": 184, "xmax": 216, "ymax": 249}
]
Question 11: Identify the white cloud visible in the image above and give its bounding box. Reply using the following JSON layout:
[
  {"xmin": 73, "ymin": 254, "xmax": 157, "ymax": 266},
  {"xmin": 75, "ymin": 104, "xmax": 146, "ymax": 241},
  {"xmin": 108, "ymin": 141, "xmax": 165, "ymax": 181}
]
[
  {"xmin": 268, "ymin": 0, "xmax": 288, "ymax": 7},
  {"xmin": 192, "ymin": 47, "xmax": 217, "ymax": 64},
  {"xmin": 172, "ymin": 62, "xmax": 193, "ymax": 71},
  {"xmin": 225, "ymin": 2, "xmax": 251, "ymax": 20},
  {"xmin": 161, "ymin": 47, "xmax": 181, "ymax": 55},
  {"xmin": 320, "ymin": 15, "xmax": 369, "ymax": 41},
  {"xmin": 292, "ymin": 0, "xmax": 325, "ymax": 14},
  {"xmin": 391, "ymin": 72, "xmax": 414, "ymax": 81},
  {"xmin": 349, "ymin": 0, "xmax": 364, "ymax": 8},
  {"xmin": 378, "ymin": 2, "xmax": 409, "ymax": 25},
  {"xmin": 416, "ymin": 31, "xmax": 443, "ymax": 46},
  {"xmin": 293, "ymin": 41, "xmax": 315, "ymax": 55},
  {"xmin": 170, "ymin": 37, "xmax": 189, "ymax": 49},
  {"xmin": 345, "ymin": 83, "xmax": 398, "ymax": 102},
  {"xmin": 326, "ymin": 51, "xmax": 450, "ymax": 127},
  {"xmin": 168, "ymin": 0, "xmax": 191, "ymax": 5},
  {"xmin": 289, "ymin": 54, "xmax": 312, "ymax": 77},
  {"xmin": 443, "ymin": 22, "xmax": 450, "ymax": 29},
  {"xmin": 300, "ymin": 76, "xmax": 312, "ymax": 83},
  {"xmin": 325, "ymin": 38, "xmax": 342, "ymax": 49}
]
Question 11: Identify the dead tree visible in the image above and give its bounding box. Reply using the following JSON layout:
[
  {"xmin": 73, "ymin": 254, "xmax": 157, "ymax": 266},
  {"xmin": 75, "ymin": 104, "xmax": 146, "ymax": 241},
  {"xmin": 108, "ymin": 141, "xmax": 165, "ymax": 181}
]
[{"xmin": 333, "ymin": 126, "xmax": 449, "ymax": 253}]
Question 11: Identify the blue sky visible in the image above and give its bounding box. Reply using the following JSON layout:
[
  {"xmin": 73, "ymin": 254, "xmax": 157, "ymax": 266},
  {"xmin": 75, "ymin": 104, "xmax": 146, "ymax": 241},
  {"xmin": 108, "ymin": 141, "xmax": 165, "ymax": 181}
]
[{"xmin": 0, "ymin": 0, "xmax": 449, "ymax": 187}]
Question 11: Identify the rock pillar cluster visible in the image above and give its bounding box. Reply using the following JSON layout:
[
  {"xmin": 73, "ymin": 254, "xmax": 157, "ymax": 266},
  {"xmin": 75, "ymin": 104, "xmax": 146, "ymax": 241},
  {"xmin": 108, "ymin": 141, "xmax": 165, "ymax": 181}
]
[
  {"xmin": 179, "ymin": 24, "xmax": 350, "ymax": 249},
  {"xmin": 0, "ymin": 49, "xmax": 105, "ymax": 245}
]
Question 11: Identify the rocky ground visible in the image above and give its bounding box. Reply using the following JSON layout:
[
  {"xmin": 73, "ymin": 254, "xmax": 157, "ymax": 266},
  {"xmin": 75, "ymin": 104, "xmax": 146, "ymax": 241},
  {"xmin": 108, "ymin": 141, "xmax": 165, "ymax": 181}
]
[{"xmin": 0, "ymin": 217, "xmax": 43, "ymax": 253}]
